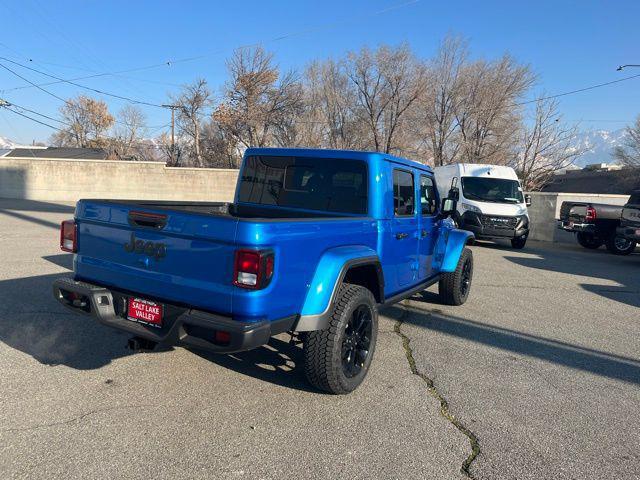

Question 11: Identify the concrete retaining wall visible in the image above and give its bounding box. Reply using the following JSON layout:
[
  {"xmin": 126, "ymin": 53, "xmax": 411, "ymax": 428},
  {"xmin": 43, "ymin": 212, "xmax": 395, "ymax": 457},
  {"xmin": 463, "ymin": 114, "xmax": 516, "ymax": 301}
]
[
  {"xmin": 527, "ymin": 192, "xmax": 630, "ymax": 243},
  {"xmin": 0, "ymin": 157, "xmax": 631, "ymax": 243},
  {"xmin": 0, "ymin": 157, "xmax": 239, "ymax": 202}
]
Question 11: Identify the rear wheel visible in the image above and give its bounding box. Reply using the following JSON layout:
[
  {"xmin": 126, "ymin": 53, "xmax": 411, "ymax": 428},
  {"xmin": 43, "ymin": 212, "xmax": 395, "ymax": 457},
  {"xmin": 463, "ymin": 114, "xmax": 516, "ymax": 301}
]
[
  {"xmin": 439, "ymin": 248, "xmax": 473, "ymax": 306},
  {"xmin": 303, "ymin": 283, "xmax": 378, "ymax": 394},
  {"xmin": 576, "ymin": 232, "xmax": 603, "ymax": 249},
  {"xmin": 605, "ymin": 233, "xmax": 636, "ymax": 255}
]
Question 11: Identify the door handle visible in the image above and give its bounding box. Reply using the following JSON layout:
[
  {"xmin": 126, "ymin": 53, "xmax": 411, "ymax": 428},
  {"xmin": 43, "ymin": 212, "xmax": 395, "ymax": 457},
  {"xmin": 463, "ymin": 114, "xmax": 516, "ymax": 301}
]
[
  {"xmin": 421, "ymin": 229, "xmax": 428, "ymax": 238},
  {"xmin": 395, "ymin": 232, "xmax": 408, "ymax": 240}
]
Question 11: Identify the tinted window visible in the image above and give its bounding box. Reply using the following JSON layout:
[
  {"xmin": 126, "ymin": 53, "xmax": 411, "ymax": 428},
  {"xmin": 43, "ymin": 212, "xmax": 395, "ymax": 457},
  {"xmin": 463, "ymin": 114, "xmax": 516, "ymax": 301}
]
[
  {"xmin": 420, "ymin": 175, "xmax": 437, "ymax": 215},
  {"xmin": 393, "ymin": 169, "xmax": 414, "ymax": 216},
  {"xmin": 461, "ymin": 177, "xmax": 524, "ymax": 203},
  {"xmin": 628, "ymin": 191, "xmax": 640, "ymax": 205},
  {"xmin": 238, "ymin": 156, "xmax": 368, "ymax": 214}
]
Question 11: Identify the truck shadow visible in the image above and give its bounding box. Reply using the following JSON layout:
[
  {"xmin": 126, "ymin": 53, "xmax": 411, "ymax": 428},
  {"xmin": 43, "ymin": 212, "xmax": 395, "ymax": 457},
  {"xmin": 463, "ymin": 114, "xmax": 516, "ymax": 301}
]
[
  {"xmin": 0, "ymin": 199, "xmax": 75, "ymax": 230},
  {"xmin": 190, "ymin": 339, "xmax": 317, "ymax": 393},
  {"xmin": 503, "ymin": 247, "xmax": 640, "ymax": 308},
  {"xmin": 0, "ymin": 271, "xmax": 139, "ymax": 369},
  {"xmin": 387, "ymin": 302, "xmax": 640, "ymax": 385}
]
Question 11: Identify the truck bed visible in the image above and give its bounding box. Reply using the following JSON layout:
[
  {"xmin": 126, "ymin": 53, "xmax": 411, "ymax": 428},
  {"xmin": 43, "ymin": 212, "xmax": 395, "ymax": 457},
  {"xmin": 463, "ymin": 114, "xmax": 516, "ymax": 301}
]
[
  {"xmin": 94, "ymin": 200, "xmax": 356, "ymax": 220},
  {"xmin": 558, "ymin": 201, "xmax": 623, "ymax": 222}
]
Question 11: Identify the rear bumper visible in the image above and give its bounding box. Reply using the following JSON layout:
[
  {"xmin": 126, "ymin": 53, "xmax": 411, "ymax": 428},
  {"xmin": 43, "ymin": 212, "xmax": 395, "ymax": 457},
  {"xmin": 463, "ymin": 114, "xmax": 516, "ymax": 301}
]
[
  {"xmin": 617, "ymin": 225, "xmax": 640, "ymax": 242},
  {"xmin": 52, "ymin": 277, "xmax": 296, "ymax": 354},
  {"xmin": 557, "ymin": 221, "xmax": 596, "ymax": 233},
  {"xmin": 460, "ymin": 212, "xmax": 528, "ymax": 239}
]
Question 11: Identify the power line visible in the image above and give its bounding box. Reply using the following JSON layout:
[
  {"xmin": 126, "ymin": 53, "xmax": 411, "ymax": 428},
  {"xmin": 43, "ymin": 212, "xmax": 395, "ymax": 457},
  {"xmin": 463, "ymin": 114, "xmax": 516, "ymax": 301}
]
[
  {"xmin": 0, "ymin": 56, "xmax": 166, "ymax": 108},
  {"xmin": 1, "ymin": 99, "xmax": 170, "ymax": 149},
  {"xmin": 3, "ymin": 105, "xmax": 63, "ymax": 131},
  {"xmin": 0, "ymin": 61, "xmax": 68, "ymax": 103},
  {"xmin": 513, "ymin": 73, "xmax": 640, "ymax": 108},
  {"xmin": 0, "ymin": 0, "xmax": 421, "ymax": 95}
]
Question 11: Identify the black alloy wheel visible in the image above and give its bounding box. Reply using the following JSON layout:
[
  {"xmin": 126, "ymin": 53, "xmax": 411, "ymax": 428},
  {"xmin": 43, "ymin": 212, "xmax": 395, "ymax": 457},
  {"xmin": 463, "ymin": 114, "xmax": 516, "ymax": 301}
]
[
  {"xmin": 439, "ymin": 247, "xmax": 473, "ymax": 306},
  {"xmin": 460, "ymin": 256, "xmax": 472, "ymax": 297},
  {"xmin": 341, "ymin": 305, "xmax": 373, "ymax": 378}
]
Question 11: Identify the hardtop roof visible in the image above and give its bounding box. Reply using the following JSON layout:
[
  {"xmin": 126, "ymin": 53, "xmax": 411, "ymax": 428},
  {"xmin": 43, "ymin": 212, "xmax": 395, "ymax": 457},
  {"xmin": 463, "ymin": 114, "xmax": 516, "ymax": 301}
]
[{"xmin": 244, "ymin": 147, "xmax": 433, "ymax": 173}]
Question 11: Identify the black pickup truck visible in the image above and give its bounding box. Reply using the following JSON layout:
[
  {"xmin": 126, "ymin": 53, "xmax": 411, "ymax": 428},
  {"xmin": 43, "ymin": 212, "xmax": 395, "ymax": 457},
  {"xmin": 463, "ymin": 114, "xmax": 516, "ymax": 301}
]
[
  {"xmin": 558, "ymin": 201, "xmax": 637, "ymax": 255},
  {"xmin": 617, "ymin": 190, "xmax": 640, "ymax": 244}
]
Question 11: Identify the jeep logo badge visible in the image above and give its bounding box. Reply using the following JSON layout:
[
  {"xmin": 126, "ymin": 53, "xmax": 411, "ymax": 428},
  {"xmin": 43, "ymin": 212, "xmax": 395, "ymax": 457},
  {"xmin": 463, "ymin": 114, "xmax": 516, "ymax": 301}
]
[{"xmin": 124, "ymin": 232, "xmax": 166, "ymax": 260}]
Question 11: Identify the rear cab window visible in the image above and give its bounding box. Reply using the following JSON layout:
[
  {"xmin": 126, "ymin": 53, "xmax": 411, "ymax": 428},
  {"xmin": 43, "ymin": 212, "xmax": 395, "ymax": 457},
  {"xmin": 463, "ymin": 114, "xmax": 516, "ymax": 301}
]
[
  {"xmin": 238, "ymin": 155, "xmax": 368, "ymax": 215},
  {"xmin": 627, "ymin": 191, "xmax": 640, "ymax": 206}
]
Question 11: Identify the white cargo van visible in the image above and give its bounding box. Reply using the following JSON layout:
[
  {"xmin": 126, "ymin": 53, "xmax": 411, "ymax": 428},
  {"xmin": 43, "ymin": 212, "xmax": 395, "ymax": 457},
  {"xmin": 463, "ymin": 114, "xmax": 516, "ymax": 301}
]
[{"xmin": 434, "ymin": 163, "xmax": 531, "ymax": 249}]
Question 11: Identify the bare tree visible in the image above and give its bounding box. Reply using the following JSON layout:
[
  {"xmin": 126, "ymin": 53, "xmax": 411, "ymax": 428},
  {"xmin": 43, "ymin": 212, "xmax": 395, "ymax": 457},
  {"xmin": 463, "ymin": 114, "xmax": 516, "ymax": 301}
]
[
  {"xmin": 344, "ymin": 44, "xmax": 426, "ymax": 154},
  {"xmin": 456, "ymin": 55, "xmax": 535, "ymax": 165},
  {"xmin": 411, "ymin": 35, "xmax": 468, "ymax": 166},
  {"xmin": 157, "ymin": 131, "xmax": 185, "ymax": 166},
  {"xmin": 613, "ymin": 115, "xmax": 640, "ymax": 167},
  {"xmin": 200, "ymin": 119, "xmax": 239, "ymax": 168},
  {"xmin": 171, "ymin": 79, "xmax": 211, "ymax": 166},
  {"xmin": 511, "ymin": 97, "xmax": 583, "ymax": 191},
  {"xmin": 50, "ymin": 95, "xmax": 114, "ymax": 148},
  {"xmin": 214, "ymin": 46, "xmax": 303, "ymax": 149},
  {"xmin": 110, "ymin": 105, "xmax": 147, "ymax": 160},
  {"xmin": 297, "ymin": 60, "xmax": 365, "ymax": 150}
]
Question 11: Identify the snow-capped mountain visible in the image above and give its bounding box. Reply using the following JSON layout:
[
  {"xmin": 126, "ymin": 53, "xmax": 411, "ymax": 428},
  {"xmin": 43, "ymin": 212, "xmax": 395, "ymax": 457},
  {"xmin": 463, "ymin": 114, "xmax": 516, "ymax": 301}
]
[
  {"xmin": 569, "ymin": 128, "xmax": 629, "ymax": 167},
  {"xmin": 0, "ymin": 136, "xmax": 18, "ymax": 149}
]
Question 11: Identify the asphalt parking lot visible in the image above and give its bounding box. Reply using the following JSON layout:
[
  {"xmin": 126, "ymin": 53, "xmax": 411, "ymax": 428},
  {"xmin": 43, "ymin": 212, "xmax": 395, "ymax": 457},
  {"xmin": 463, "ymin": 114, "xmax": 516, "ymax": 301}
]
[{"xmin": 1, "ymin": 199, "xmax": 638, "ymax": 480}]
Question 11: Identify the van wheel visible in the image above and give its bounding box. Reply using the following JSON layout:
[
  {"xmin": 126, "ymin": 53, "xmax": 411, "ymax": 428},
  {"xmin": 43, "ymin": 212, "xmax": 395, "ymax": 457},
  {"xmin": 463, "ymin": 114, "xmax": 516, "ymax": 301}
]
[
  {"xmin": 576, "ymin": 232, "xmax": 603, "ymax": 249},
  {"xmin": 439, "ymin": 248, "xmax": 473, "ymax": 306},
  {"xmin": 303, "ymin": 283, "xmax": 378, "ymax": 395},
  {"xmin": 605, "ymin": 233, "xmax": 636, "ymax": 255},
  {"xmin": 511, "ymin": 234, "xmax": 528, "ymax": 249}
]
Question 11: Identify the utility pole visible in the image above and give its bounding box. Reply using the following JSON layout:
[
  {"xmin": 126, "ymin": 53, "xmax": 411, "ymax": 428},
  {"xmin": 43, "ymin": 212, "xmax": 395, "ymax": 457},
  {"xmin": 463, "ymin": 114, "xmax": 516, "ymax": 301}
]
[{"xmin": 162, "ymin": 104, "xmax": 182, "ymax": 165}]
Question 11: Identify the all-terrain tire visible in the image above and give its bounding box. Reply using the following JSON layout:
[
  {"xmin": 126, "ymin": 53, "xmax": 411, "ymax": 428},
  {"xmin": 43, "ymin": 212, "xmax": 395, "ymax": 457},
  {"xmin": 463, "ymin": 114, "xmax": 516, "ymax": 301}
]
[
  {"xmin": 439, "ymin": 247, "xmax": 473, "ymax": 306},
  {"xmin": 605, "ymin": 233, "xmax": 636, "ymax": 255},
  {"xmin": 303, "ymin": 283, "xmax": 378, "ymax": 395},
  {"xmin": 576, "ymin": 232, "xmax": 603, "ymax": 249},
  {"xmin": 511, "ymin": 234, "xmax": 528, "ymax": 249}
]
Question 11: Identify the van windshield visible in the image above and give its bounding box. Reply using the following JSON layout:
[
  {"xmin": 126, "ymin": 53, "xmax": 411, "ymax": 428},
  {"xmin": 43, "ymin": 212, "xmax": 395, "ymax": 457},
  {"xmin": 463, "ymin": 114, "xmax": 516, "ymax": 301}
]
[
  {"xmin": 461, "ymin": 177, "xmax": 524, "ymax": 204},
  {"xmin": 237, "ymin": 155, "xmax": 368, "ymax": 215}
]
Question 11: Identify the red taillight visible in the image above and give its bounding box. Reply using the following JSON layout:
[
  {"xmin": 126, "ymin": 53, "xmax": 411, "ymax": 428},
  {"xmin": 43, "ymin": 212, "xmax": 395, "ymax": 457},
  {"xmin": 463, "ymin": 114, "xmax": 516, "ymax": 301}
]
[
  {"xmin": 60, "ymin": 220, "xmax": 77, "ymax": 253},
  {"xmin": 214, "ymin": 330, "xmax": 231, "ymax": 345},
  {"xmin": 586, "ymin": 206, "xmax": 597, "ymax": 222},
  {"xmin": 233, "ymin": 249, "xmax": 275, "ymax": 289}
]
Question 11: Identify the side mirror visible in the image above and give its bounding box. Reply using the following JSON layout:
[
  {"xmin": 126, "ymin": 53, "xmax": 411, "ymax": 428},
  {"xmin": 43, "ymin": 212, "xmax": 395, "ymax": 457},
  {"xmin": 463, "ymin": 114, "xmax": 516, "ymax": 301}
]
[
  {"xmin": 448, "ymin": 186, "xmax": 460, "ymax": 202},
  {"xmin": 525, "ymin": 194, "xmax": 532, "ymax": 207},
  {"xmin": 441, "ymin": 198, "xmax": 457, "ymax": 217}
]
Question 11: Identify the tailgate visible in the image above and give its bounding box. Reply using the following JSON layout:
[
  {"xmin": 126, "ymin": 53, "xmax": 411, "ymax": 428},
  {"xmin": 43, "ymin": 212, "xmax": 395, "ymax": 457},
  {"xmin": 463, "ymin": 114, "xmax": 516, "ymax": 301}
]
[
  {"xmin": 74, "ymin": 200, "xmax": 238, "ymax": 314},
  {"xmin": 559, "ymin": 202, "xmax": 587, "ymax": 222}
]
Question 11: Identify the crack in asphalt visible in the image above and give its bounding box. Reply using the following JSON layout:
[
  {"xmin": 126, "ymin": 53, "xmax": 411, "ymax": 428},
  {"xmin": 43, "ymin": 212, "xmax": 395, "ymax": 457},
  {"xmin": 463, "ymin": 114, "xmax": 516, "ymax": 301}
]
[
  {"xmin": 393, "ymin": 306, "xmax": 481, "ymax": 479},
  {"xmin": 1, "ymin": 404, "xmax": 173, "ymax": 433}
]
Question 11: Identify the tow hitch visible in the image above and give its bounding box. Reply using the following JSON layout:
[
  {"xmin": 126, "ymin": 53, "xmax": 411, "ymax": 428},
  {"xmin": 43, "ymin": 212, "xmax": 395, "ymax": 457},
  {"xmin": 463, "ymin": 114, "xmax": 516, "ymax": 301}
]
[{"xmin": 127, "ymin": 336, "xmax": 159, "ymax": 351}]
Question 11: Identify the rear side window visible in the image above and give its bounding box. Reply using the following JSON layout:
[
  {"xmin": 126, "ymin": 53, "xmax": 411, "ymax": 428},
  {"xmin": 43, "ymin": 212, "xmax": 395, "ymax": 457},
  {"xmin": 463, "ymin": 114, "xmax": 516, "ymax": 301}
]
[
  {"xmin": 393, "ymin": 169, "xmax": 414, "ymax": 216},
  {"xmin": 238, "ymin": 156, "xmax": 368, "ymax": 214},
  {"xmin": 420, "ymin": 175, "xmax": 437, "ymax": 215}
]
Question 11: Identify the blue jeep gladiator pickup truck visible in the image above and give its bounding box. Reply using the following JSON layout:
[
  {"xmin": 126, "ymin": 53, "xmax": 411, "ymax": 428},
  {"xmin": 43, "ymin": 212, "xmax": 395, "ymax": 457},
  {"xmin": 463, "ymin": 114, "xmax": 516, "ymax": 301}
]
[{"xmin": 53, "ymin": 148, "xmax": 474, "ymax": 394}]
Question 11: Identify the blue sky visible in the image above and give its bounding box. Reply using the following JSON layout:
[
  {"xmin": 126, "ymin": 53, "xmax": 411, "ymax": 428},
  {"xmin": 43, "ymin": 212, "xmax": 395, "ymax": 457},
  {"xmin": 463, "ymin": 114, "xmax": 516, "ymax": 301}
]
[{"xmin": 1, "ymin": 0, "xmax": 639, "ymax": 144}]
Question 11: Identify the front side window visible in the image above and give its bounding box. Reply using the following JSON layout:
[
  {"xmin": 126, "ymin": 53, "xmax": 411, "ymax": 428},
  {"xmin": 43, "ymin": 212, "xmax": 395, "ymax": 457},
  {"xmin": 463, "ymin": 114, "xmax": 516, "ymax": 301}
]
[
  {"xmin": 461, "ymin": 177, "xmax": 524, "ymax": 204},
  {"xmin": 420, "ymin": 175, "xmax": 437, "ymax": 215},
  {"xmin": 238, "ymin": 156, "xmax": 368, "ymax": 214},
  {"xmin": 393, "ymin": 169, "xmax": 415, "ymax": 216}
]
